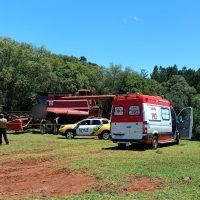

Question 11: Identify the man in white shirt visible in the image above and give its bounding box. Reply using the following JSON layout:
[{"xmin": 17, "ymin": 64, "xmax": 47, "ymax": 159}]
[{"xmin": 0, "ymin": 114, "xmax": 9, "ymax": 145}]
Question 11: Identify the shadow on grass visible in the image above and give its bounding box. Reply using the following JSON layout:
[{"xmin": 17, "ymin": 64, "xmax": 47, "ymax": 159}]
[
  {"xmin": 102, "ymin": 144, "xmax": 147, "ymax": 151},
  {"xmin": 8, "ymin": 131, "xmax": 29, "ymax": 135},
  {"xmin": 57, "ymin": 136, "xmax": 99, "ymax": 140},
  {"xmin": 31, "ymin": 129, "xmax": 59, "ymax": 135},
  {"xmin": 31, "ymin": 130, "xmax": 42, "ymax": 134},
  {"xmin": 8, "ymin": 129, "xmax": 43, "ymax": 135},
  {"xmin": 103, "ymin": 142, "xmax": 186, "ymax": 151}
]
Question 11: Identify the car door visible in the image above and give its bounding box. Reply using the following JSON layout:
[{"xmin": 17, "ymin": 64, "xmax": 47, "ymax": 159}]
[
  {"xmin": 177, "ymin": 107, "xmax": 193, "ymax": 139},
  {"xmin": 91, "ymin": 119, "xmax": 102, "ymax": 135},
  {"xmin": 160, "ymin": 107, "xmax": 172, "ymax": 140},
  {"xmin": 76, "ymin": 119, "xmax": 93, "ymax": 135}
]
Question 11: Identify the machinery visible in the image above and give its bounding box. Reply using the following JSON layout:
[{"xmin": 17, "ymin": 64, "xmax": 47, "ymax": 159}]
[{"xmin": 6, "ymin": 90, "xmax": 115, "ymax": 133}]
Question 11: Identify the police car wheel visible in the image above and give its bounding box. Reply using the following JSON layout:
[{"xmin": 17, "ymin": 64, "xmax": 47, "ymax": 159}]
[
  {"xmin": 102, "ymin": 132, "xmax": 110, "ymax": 140},
  {"xmin": 152, "ymin": 136, "xmax": 158, "ymax": 149},
  {"xmin": 66, "ymin": 131, "xmax": 74, "ymax": 139}
]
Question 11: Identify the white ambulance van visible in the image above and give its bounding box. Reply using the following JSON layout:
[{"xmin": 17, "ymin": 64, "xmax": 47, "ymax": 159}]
[{"xmin": 110, "ymin": 93, "xmax": 193, "ymax": 149}]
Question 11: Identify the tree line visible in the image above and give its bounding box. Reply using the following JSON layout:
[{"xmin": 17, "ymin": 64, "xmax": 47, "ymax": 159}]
[{"xmin": 0, "ymin": 37, "xmax": 199, "ymax": 138}]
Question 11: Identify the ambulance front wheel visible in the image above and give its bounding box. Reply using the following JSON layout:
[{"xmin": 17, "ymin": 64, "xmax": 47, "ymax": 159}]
[{"xmin": 151, "ymin": 135, "xmax": 158, "ymax": 149}]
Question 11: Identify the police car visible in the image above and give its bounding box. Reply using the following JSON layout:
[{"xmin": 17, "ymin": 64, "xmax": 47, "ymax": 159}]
[{"xmin": 59, "ymin": 118, "xmax": 110, "ymax": 140}]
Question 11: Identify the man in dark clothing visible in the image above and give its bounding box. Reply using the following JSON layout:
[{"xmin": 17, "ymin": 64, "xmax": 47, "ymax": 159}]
[{"xmin": 0, "ymin": 113, "xmax": 9, "ymax": 145}]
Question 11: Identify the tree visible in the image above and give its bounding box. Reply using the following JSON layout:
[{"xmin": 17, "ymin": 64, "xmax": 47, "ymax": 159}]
[
  {"xmin": 151, "ymin": 65, "xmax": 179, "ymax": 83},
  {"xmin": 151, "ymin": 65, "xmax": 160, "ymax": 81},
  {"xmin": 191, "ymin": 94, "xmax": 200, "ymax": 139},
  {"xmin": 140, "ymin": 69, "xmax": 148, "ymax": 78},
  {"xmin": 79, "ymin": 56, "xmax": 87, "ymax": 62},
  {"xmin": 162, "ymin": 75, "xmax": 196, "ymax": 112},
  {"xmin": 146, "ymin": 79, "xmax": 163, "ymax": 96}
]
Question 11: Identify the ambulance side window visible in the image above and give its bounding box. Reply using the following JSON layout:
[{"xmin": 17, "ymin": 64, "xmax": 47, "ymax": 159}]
[
  {"xmin": 114, "ymin": 106, "xmax": 124, "ymax": 116},
  {"xmin": 129, "ymin": 106, "xmax": 140, "ymax": 116},
  {"xmin": 161, "ymin": 107, "xmax": 170, "ymax": 120}
]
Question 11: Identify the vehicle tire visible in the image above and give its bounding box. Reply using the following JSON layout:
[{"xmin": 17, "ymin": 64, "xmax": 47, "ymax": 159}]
[
  {"xmin": 102, "ymin": 132, "xmax": 110, "ymax": 140},
  {"xmin": 65, "ymin": 130, "xmax": 75, "ymax": 139},
  {"xmin": 151, "ymin": 135, "xmax": 158, "ymax": 149},
  {"xmin": 175, "ymin": 132, "xmax": 180, "ymax": 144},
  {"xmin": 118, "ymin": 143, "xmax": 126, "ymax": 149},
  {"xmin": 45, "ymin": 120, "xmax": 54, "ymax": 133}
]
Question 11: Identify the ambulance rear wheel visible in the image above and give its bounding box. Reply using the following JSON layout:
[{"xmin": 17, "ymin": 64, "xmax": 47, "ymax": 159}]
[
  {"xmin": 151, "ymin": 136, "xmax": 158, "ymax": 149},
  {"xmin": 118, "ymin": 143, "xmax": 126, "ymax": 149}
]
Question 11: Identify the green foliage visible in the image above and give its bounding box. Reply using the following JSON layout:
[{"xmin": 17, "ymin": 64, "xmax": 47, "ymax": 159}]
[
  {"xmin": 145, "ymin": 79, "xmax": 163, "ymax": 96},
  {"xmin": 191, "ymin": 94, "xmax": 200, "ymax": 139},
  {"xmin": 102, "ymin": 65, "xmax": 150, "ymax": 95},
  {"xmin": 0, "ymin": 38, "xmax": 81, "ymax": 110},
  {"xmin": 151, "ymin": 65, "xmax": 200, "ymax": 136},
  {"xmin": 151, "ymin": 65, "xmax": 179, "ymax": 83},
  {"xmin": 181, "ymin": 67, "xmax": 200, "ymax": 93},
  {"xmin": 162, "ymin": 75, "xmax": 196, "ymax": 111}
]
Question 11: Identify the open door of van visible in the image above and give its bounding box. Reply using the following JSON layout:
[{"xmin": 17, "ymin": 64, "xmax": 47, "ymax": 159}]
[{"xmin": 177, "ymin": 107, "xmax": 193, "ymax": 139}]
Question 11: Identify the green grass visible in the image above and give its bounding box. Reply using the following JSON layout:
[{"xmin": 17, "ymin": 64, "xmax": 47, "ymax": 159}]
[{"xmin": 1, "ymin": 132, "xmax": 200, "ymax": 200}]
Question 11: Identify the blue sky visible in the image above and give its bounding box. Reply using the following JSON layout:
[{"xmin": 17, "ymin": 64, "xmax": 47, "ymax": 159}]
[{"xmin": 0, "ymin": 0, "xmax": 200, "ymax": 73}]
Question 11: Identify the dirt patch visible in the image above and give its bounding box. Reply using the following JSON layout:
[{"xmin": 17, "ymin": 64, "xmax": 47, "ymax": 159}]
[
  {"xmin": 0, "ymin": 156, "xmax": 164, "ymax": 199},
  {"xmin": 95, "ymin": 181, "xmax": 122, "ymax": 194},
  {"xmin": 124, "ymin": 175, "xmax": 163, "ymax": 193},
  {"xmin": 0, "ymin": 157, "xmax": 96, "ymax": 199}
]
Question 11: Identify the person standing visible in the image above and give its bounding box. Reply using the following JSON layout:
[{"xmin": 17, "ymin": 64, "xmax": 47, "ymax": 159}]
[
  {"xmin": 0, "ymin": 113, "xmax": 9, "ymax": 145},
  {"xmin": 40, "ymin": 119, "xmax": 46, "ymax": 134}
]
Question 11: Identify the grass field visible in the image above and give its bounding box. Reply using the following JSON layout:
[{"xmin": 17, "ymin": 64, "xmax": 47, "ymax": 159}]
[{"xmin": 1, "ymin": 132, "xmax": 200, "ymax": 200}]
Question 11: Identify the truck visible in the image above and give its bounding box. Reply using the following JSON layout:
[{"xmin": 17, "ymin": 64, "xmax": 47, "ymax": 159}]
[{"xmin": 110, "ymin": 93, "xmax": 193, "ymax": 149}]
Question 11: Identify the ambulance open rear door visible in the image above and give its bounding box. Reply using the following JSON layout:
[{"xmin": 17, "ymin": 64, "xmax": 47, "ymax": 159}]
[{"xmin": 177, "ymin": 107, "xmax": 193, "ymax": 139}]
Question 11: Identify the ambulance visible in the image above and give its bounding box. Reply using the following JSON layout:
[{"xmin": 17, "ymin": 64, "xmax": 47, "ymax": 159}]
[{"xmin": 110, "ymin": 93, "xmax": 193, "ymax": 149}]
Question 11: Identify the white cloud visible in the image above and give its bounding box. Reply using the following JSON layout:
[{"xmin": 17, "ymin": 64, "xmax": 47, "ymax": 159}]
[
  {"xmin": 132, "ymin": 16, "xmax": 141, "ymax": 22},
  {"xmin": 121, "ymin": 16, "xmax": 142, "ymax": 25}
]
